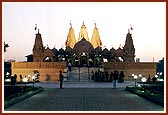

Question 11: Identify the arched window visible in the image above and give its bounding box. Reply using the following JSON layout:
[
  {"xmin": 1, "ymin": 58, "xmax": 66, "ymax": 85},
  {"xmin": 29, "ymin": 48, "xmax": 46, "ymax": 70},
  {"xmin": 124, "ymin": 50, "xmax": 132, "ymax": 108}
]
[{"xmin": 43, "ymin": 56, "xmax": 51, "ymax": 62}]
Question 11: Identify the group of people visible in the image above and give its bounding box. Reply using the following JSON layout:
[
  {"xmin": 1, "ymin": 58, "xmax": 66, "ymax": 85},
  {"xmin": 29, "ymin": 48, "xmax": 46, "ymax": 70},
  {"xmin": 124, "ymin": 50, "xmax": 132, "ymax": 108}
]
[
  {"xmin": 59, "ymin": 69, "xmax": 125, "ymax": 89},
  {"xmin": 91, "ymin": 70, "xmax": 125, "ymax": 82},
  {"xmin": 91, "ymin": 70, "xmax": 125, "ymax": 88}
]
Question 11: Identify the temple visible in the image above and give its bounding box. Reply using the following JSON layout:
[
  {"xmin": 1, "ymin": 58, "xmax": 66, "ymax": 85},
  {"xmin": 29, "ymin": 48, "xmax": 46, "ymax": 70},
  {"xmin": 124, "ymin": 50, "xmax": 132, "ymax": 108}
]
[
  {"xmin": 12, "ymin": 21, "xmax": 157, "ymax": 82},
  {"xmin": 28, "ymin": 21, "xmax": 135, "ymax": 67}
]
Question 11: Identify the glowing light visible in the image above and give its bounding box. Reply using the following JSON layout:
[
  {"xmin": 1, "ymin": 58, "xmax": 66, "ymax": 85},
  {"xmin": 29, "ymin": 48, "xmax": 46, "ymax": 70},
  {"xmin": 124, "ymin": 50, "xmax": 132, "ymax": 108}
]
[
  {"xmin": 139, "ymin": 74, "xmax": 142, "ymax": 77},
  {"xmin": 23, "ymin": 77, "xmax": 28, "ymax": 82},
  {"xmin": 141, "ymin": 77, "xmax": 147, "ymax": 82},
  {"xmin": 32, "ymin": 76, "xmax": 36, "ymax": 80},
  {"xmin": 134, "ymin": 75, "xmax": 138, "ymax": 79}
]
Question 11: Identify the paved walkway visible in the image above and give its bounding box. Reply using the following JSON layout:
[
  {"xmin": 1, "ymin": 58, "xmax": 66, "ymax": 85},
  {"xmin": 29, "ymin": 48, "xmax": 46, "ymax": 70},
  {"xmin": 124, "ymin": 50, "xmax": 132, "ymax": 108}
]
[
  {"xmin": 35, "ymin": 81, "xmax": 134, "ymax": 88},
  {"xmin": 4, "ymin": 81, "xmax": 164, "ymax": 112}
]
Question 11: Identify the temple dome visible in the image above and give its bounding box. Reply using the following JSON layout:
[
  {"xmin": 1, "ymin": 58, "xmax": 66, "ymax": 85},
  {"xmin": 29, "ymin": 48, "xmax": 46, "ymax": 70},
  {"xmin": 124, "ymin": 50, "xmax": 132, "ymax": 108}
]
[{"xmin": 73, "ymin": 38, "xmax": 94, "ymax": 53}]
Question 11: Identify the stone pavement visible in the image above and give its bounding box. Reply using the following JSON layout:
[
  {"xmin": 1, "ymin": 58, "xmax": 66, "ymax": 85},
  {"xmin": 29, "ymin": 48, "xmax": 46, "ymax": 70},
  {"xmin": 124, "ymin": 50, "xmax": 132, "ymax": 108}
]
[{"xmin": 4, "ymin": 81, "xmax": 164, "ymax": 112}]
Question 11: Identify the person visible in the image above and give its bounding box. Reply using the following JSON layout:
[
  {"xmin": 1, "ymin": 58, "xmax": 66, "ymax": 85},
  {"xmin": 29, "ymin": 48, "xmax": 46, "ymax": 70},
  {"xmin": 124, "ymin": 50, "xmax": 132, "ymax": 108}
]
[
  {"xmin": 91, "ymin": 70, "xmax": 94, "ymax": 80},
  {"xmin": 112, "ymin": 70, "xmax": 119, "ymax": 89},
  {"xmin": 11, "ymin": 74, "xmax": 17, "ymax": 85},
  {"xmin": 94, "ymin": 71, "xmax": 98, "ymax": 81},
  {"xmin": 59, "ymin": 70, "xmax": 64, "ymax": 89},
  {"xmin": 152, "ymin": 76, "xmax": 157, "ymax": 82},
  {"xmin": 68, "ymin": 62, "xmax": 72, "ymax": 71},
  {"xmin": 20, "ymin": 74, "xmax": 22, "ymax": 82},
  {"xmin": 147, "ymin": 74, "xmax": 151, "ymax": 82},
  {"xmin": 119, "ymin": 71, "xmax": 125, "ymax": 83},
  {"xmin": 110, "ymin": 72, "xmax": 114, "ymax": 82},
  {"xmin": 104, "ymin": 71, "xmax": 109, "ymax": 82}
]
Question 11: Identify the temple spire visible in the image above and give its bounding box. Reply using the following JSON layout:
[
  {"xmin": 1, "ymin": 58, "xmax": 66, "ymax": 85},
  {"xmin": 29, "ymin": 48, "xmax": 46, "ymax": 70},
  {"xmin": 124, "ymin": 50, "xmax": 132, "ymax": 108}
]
[
  {"xmin": 91, "ymin": 22, "xmax": 102, "ymax": 48},
  {"xmin": 94, "ymin": 21, "xmax": 97, "ymax": 28},
  {"xmin": 123, "ymin": 28, "xmax": 135, "ymax": 62},
  {"xmin": 78, "ymin": 21, "xmax": 89, "ymax": 41},
  {"xmin": 38, "ymin": 29, "xmax": 40, "ymax": 34},
  {"xmin": 65, "ymin": 21, "xmax": 76, "ymax": 49},
  {"xmin": 70, "ymin": 20, "xmax": 72, "ymax": 28},
  {"xmin": 33, "ymin": 28, "xmax": 44, "ymax": 62}
]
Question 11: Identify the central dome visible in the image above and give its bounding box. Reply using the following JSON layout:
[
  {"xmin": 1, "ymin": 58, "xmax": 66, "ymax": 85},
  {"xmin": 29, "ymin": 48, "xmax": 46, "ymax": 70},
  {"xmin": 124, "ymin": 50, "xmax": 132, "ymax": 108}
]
[{"xmin": 73, "ymin": 38, "xmax": 94, "ymax": 53}]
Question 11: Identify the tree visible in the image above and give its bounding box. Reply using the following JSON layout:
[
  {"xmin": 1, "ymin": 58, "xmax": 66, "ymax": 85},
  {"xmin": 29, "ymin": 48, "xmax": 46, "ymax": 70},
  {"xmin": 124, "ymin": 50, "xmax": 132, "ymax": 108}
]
[
  {"xmin": 4, "ymin": 42, "xmax": 9, "ymax": 52},
  {"xmin": 157, "ymin": 57, "xmax": 164, "ymax": 76}
]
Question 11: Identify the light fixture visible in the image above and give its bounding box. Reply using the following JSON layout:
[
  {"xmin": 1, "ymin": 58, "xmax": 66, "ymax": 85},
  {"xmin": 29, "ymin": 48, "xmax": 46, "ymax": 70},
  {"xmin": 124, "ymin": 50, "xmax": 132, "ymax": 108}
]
[
  {"xmin": 23, "ymin": 77, "xmax": 28, "ymax": 82},
  {"xmin": 139, "ymin": 74, "xmax": 142, "ymax": 78},
  {"xmin": 141, "ymin": 77, "xmax": 147, "ymax": 82},
  {"xmin": 134, "ymin": 75, "xmax": 138, "ymax": 79}
]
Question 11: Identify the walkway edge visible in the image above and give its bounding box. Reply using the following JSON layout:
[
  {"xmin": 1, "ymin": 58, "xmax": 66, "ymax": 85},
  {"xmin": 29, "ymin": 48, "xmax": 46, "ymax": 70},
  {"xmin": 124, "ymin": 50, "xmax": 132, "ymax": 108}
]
[
  {"xmin": 125, "ymin": 86, "xmax": 164, "ymax": 107},
  {"xmin": 4, "ymin": 87, "xmax": 44, "ymax": 109}
]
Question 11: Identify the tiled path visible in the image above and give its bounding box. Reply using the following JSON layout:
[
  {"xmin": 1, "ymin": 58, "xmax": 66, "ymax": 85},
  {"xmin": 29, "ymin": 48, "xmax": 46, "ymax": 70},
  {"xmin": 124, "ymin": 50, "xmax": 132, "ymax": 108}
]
[{"xmin": 4, "ymin": 82, "xmax": 164, "ymax": 112}]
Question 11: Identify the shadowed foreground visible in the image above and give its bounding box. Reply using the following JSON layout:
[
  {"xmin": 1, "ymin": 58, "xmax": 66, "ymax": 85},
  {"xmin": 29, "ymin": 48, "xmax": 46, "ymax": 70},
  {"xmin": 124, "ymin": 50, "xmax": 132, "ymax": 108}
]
[{"xmin": 4, "ymin": 87, "xmax": 164, "ymax": 111}]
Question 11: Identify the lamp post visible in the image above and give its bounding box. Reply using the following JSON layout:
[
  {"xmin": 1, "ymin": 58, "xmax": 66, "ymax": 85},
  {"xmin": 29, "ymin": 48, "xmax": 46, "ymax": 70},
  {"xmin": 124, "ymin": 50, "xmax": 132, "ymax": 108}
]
[
  {"xmin": 156, "ymin": 72, "xmax": 164, "ymax": 81},
  {"xmin": 141, "ymin": 77, "xmax": 147, "ymax": 89},
  {"xmin": 28, "ymin": 74, "xmax": 31, "ymax": 82},
  {"xmin": 141, "ymin": 77, "xmax": 147, "ymax": 82},
  {"xmin": 5, "ymin": 72, "xmax": 11, "ymax": 83},
  {"xmin": 79, "ymin": 64, "xmax": 80, "ymax": 82},
  {"xmin": 155, "ymin": 74, "xmax": 159, "ymax": 81},
  {"xmin": 23, "ymin": 77, "xmax": 28, "ymax": 86},
  {"xmin": 132, "ymin": 74, "xmax": 134, "ymax": 82},
  {"xmin": 139, "ymin": 74, "xmax": 142, "ymax": 82},
  {"xmin": 32, "ymin": 75, "xmax": 36, "ymax": 88},
  {"xmin": 134, "ymin": 75, "xmax": 138, "ymax": 87},
  {"xmin": 6, "ymin": 72, "xmax": 10, "ymax": 79},
  {"xmin": 23, "ymin": 77, "xmax": 28, "ymax": 92}
]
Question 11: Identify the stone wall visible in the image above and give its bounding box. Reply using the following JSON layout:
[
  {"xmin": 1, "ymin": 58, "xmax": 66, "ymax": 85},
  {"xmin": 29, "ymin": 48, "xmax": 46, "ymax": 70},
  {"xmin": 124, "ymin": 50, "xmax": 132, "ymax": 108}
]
[
  {"xmin": 11, "ymin": 62, "xmax": 66, "ymax": 82},
  {"xmin": 102, "ymin": 62, "xmax": 157, "ymax": 81}
]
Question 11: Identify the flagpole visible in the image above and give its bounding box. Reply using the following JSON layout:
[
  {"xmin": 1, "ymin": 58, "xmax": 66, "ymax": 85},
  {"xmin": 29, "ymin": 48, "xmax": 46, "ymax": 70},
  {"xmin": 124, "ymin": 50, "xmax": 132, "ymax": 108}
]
[{"xmin": 34, "ymin": 24, "xmax": 37, "ymax": 34}]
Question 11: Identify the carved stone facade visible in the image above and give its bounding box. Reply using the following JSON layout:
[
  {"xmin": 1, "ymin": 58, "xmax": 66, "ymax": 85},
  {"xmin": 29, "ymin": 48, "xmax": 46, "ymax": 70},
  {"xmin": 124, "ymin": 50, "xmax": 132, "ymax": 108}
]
[
  {"xmin": 30, "ymin": 22, "xmax": 135, "ymax": 67},
  {"xmin": 33, "ymin": 30, "xmax": 54, "ymax": 62}
]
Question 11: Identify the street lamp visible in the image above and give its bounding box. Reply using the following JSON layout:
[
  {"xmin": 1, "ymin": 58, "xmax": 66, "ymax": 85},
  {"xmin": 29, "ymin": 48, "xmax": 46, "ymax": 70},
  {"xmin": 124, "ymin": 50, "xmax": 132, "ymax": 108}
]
[
  {"xmin": 23, "ymin": 77, "xmax": 28, "ymax": 86},
  {"xmin": 5, "ymin": 72, "xmax": 11, "ymax": 82},
  {"xmin": 141, "ymin": 77, "xmax": 147, "ymax": 90},
  {"xmin": 155, "ymin": 74, "xmax": 159, "ymax": 81},
  {"xmin": 32, "ymin": 75, "xmax": 36, "ymax": 88},
  {"xmin": 134, "ymin": 75, "xmax": 138, "ymax": 87},
  {"xmin": 132, "ymin": 74, "xmax": 135, "ymax": 77},
  {"xmin": 141, "ymin": 77, "xmax": 147, "ymax": 82},
  {"xmin": 23, "ymin": 77, "xmax": 28, "ymax": 92},
  {"xmin": 131, "ymin": 74, "xmax": 135, "ymax": 82},
  {"xmin": 156, "ymin": 72, "xmax": 164, "ymax": 81},
  {"xmin": 6, "ymin": 72, "xmax": 10, "ymax": 78},
  {"xmin": 139, "ymin": 74, "xmax": 142, "ymax": 82},
  {"xmin": 28, "ymin": 74, "xmax": 31, "ymax": 82}
]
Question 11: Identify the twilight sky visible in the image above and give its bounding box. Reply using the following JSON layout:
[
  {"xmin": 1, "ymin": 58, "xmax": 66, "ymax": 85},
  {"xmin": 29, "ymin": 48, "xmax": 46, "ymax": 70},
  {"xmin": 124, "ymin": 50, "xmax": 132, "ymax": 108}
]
[{"xmin": 3, "ymin": 2, "xmax": 166, "ymax": 62}]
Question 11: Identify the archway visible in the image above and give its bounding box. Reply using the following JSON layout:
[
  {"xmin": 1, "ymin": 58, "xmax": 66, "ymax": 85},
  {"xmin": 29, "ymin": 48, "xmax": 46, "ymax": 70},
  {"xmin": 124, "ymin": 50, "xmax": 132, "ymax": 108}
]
[
  {"xmin": 80, "ymin": 52, "xmax": 88, "ymax": 67},
  {"xmin": 43, "ymin": 56, "xmax": 51, "ymax": 62}
]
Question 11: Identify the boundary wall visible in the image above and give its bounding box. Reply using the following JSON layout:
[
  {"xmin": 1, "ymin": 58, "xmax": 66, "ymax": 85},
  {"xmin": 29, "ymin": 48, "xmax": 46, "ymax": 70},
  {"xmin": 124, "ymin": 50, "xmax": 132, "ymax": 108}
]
[
  {"xmin": 102, "ymin": 62, "xmax": 157, "ymax": 81},
  {"xmin": 11, "ymin": 62, "xmax": 66, "ymax": 82}
]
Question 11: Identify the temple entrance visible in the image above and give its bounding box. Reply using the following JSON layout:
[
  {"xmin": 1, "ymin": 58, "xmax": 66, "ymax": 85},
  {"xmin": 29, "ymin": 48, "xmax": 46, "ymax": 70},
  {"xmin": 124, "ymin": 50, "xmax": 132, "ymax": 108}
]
[
  {"xmin": 80, "ymin": 56, "xmax": 87, "ymax": 67},
  {"xmin": 67, "ymin": 67, "xmax": 91, "ymax": 82}
]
